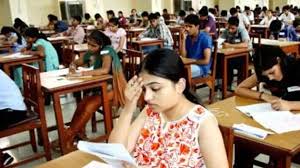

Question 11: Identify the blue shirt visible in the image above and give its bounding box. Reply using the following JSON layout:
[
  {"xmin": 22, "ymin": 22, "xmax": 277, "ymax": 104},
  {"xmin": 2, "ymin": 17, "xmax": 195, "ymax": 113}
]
[
  {"xmin": 185, "ymin": 32, "xmax": 212, "ymax": 75},
  {"xmin": 55, "ymin": 21, "xmax": 68, "ymax": 32},
  {"xmin": 0, "ymin": 70, "xmax": 26, "ymax": 111}
]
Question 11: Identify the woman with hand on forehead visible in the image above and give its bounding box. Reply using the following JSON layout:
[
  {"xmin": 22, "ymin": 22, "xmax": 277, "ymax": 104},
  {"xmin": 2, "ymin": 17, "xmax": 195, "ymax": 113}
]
[{"xmin": 109, "ymin": 49, "xmax": 228, "ymax": 168}]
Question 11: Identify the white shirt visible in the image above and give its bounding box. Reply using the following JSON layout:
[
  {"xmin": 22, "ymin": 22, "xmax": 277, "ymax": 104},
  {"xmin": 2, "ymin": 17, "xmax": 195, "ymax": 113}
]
[
  {"xmin": 238, "ymin": 13, "xmax": 250, "ymax": 28},
  {"xmin": 66, "ymin": 25, "xmax": 85, "ymax": 44},
  {"xmin": 243, "ymin": 11, "xmax": 254, "ymax": 22},
  {"xmin": 279, "ymin": 12, "xmax": 295, "ymax": 25},
  {"xmin": 104, "ymin": 28, "xmax": 127, "ymax": 51},
  {"xmin": 259, "ymin": 16, "xmax": 276, "ymax": 26},
  {"xmin": 0, "ymin": 70, "xmax": 26, "ymax": 111}
]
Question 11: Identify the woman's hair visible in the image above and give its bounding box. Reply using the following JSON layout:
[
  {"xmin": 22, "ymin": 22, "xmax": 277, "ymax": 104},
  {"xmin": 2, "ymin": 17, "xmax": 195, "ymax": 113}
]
[
  {"xmin": 94, "ymin": 13, "xmax": 102, "ymax": 20},
  {"xmin": 24, "ymin": 27, "xmax": 47, "ymax": 41},
  {"xmin": 139, "ymin": 49, "xmax": 200, "ymax": 104},
  {"xmin": 13, "ymin": 18, "xmax": 28, "ymax": 29},
  {"xmin": 84, "ymin": 13, "xmax": 91, "ymax": 20},
  {"xmin": 109, "ymin": 18, "xmax": 120, "ymax": 27},
  {"xmin": 1, "ymin": 26, "xmax": 23, "ymax": 45},
  {"xmin": 87, "ymin": 30, "xmax": 111, "ymax": 49}
]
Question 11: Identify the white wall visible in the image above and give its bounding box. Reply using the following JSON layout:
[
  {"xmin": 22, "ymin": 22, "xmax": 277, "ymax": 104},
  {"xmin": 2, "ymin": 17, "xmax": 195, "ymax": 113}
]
[{"xmin": 0, "ymin": 0, "xmax": 12, "ymax": 26}]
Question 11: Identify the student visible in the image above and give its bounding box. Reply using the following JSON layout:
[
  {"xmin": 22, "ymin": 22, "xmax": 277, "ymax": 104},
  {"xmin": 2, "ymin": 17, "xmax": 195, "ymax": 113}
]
[
  {"xmin": 138, "ymin": 13, "xmax": 173, "ymax": 52},
  {"xmin": 243, "ymin": 6, "xmax": 254, "ymax": 24},
  {"xmin": 94, "ymin": 13, "xmax": 104, "ymax": 30},
  {"xmin": 61, "ymin": 16, "xmax": 85, "ymax": 44},
  {"xmin": 64, "ymin": 30, "xmax": 126, "ymax": 150},
  {"xmin": 279, "ymin": 5, "xmax": 295, "ymax": 26},
  {"xmin": 129, "ymin": 8, "xmax": 140, "ymax": 25},
  {"xmin": 162, "ymin": 8, "xmax": 170, "ymax": 21},
  {"xmin": 198, "ymin": 7, "xmax": 217, "ymax": 38},
  {"xmin": 180, "ymin": 14, "xmax": 212, "ymax": 78},
  {"xmin": 118, "ymin": 11, "xmax": 127, "ymax": 28},
  {"xmin": 188, "ymin": 7, "xmax": 197, "ymax": 15},
  {"xmin": 104, "ymin": 18, "xmax": 127, "ymax": 57},
  {"xmin": 106, "ymin": 10, "xmax": 116, "ymax": 21},
  {"xmin": 23, "ymin": 28, "xmax": 59, "ymax": 71},
  {"xmin": 230, "ymin": 7, "xmax": 250, "ymax": 29},
  {"xmin": 0, "ymin": 26, "xmax": 27, "ymax": 52},
  {"xmin": 285, "ymin": 19, "xmax": 300, "ymax": 41},
  {"xmin": 0, "ymin": 69, "xmax": 27, "ymax": 166},
  {"xmin": 220, "ymin": 16, "xmax": 251, "ymax": 89},
  {"xmin": 259, "ymin": 10, "xmax": 276, "ymax": 26},
  {"xmin": 83, "ymin": 13, "xmax": 94, "ymax": 25},
  {"xmin": 176, "ymin": 10, "xmax": 186, "ymax": 25},
  {"xmin": 140, "ymin": 11, "xmax": 150, "ymax": 28},
  {"xmin": 109, "ymin": 49, "xmax": 228, "ymax": 168},
  {"xmin": 47, "ymin": 15, "xmax": 68, "ymax": 33},
  {"xmin": 13, "ymin": 18, "xmax": 28, "ymax": 35}
]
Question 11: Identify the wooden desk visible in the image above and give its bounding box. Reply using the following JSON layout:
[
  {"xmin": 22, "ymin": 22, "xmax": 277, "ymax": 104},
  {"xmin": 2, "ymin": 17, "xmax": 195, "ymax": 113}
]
[
  {"xmin": 41, "ymin": 69, "xmax": 112, "ymax": 155},
  {"xmin": 126, "ymin": 28, "xmax": 146, "ymax": 45},
  {"xmin": 207, "ymin": 96, "xmax": 300, "ymax": 168},
  {"xmin": 0, "ymin": 53, "xmax": 44, "ymax": 76},
  {"xmin": 253, "ymin": 38, "xmax": 300, "ymax": 57},
  {"xmin": 47, "ymin": 36, "xmax": 72, "ymax": 45},
  {"xmin": 250, "ymin": 24, "xmax": 269, "ymax": 38},
  {"xmin": 0, "ymin": 44, "xmax": 13, "ymax": 53},
  {"xmin": 168, "ymin": 25, "xmax": 183, "ymax": 50},
  {"xmin": 131, "ymin": 39, "xmax": 164, "ymax": 51},
  {"xmin": 218, "ymin": 48, "xmax": 251, "ymax": 98},
  {"xmin": 73, "ymin": 43, "xmax": 88, "ymax": 57},
  {"xmin": 42, "ymin": 30, "xmax": 56, "ymax": 37},
  {"xmin": 35, "ymin": 151, "xmax": 104, "ymax": 168}
]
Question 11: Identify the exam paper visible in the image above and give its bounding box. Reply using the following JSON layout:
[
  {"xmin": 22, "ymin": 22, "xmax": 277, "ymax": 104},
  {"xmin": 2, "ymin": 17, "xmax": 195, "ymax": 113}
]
[{"xmin": 83, "ymin": 161, "xmax": 113, "ymax": 168}]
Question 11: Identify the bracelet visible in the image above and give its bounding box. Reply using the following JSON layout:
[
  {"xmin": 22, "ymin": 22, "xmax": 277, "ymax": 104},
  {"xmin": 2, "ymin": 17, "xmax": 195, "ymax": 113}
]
[{"xmin": 258, "ymin": 92, "xmax": 264, "ymax": 100}]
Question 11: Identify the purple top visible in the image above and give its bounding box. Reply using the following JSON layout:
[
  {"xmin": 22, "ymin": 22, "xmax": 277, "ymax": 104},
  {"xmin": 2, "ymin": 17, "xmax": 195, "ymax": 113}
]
[{"xmin": 199, "ymin": 15, "xmax": 216, "ymax": 38}]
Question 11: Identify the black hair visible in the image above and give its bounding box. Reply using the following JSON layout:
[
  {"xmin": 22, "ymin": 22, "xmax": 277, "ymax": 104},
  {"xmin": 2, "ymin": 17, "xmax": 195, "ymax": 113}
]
[
  {"xmin": 109, "ymin": 17, "xmax": 120, "ymax": 26},
  {"xmin": 94, "ymin": 13, "xmax": 102, "ymax": 20},
  {"xmin": 106, "ymin": 10, "xmax": 115, "ymax": 17},
  {"xmin": 178, "ymin": 10, "xmax": 186, "ymax": 17},
  {"xmin": 87, "ymin": 30, "xmax": 111, "ymax": 49},
  {"xmin": 262, "ymin": 6, "xmax": 268, "ymax": 11},
  {"xmin": 13, "ymin": 18, "xmax": 28, "ymax": 34},
  {"xmin": 199, "ymin": 7, "xmax": 209, "ymax": 16},
  {"xmin": 236, "ymin": 5, "xmax": 241, "ymax": 10},
  {"xmin": 1, "ymin": 26, "xmax": 23, "ymax": 45},
  {"xmin": 48, "ymin": 14, "xmax": 58, "ymax": 22},
  {"xmin": 189, "ymin": 7, "xmax": 195, "ymax": 11},
  {"xmin": 184, "ymin": 14, "xmax": 200, "ymax": 26},
  {"xmin": 149, "ymin": 13, "xmax": 158, "ymax": 20},
  {"xmin": 221, "ymin": 10, "xmax": 228, "ymax": 17},
  {"xmin": 84, "ymin": 13, "xmax": 91, "ymax": 20},
  {"xmin": 72, "ymin": 16, "xmax": 82, "ymax": 23},
  {"xmin": 229, "ymin": 7, "xmax": 238, "ymax": 15},
  {"xmin": 293, "ymin": 19, "xmax": 300, "ymax": 28},
  {"xmin": 24, "ymin": 27, "xmax": 47, "ymax": 41},
  {"xmin": 118, "ymin": 11, "xmax": 123, "ymax": 15},
  {"xmin": 283, "ymin": 5, "xmax": 290, "ymax": 11},
  {"xmin": 163, "ymin": 9, "xmax": 168, "ymax": 13},
  {"xmin": 244, "ymin": 6, "xmax": 250, "ymax": 11},
  {"xmin": 141, "ymin": 11, "xmax": 149, "ymax": 17},
  {"xmin": 228, "ymin": 16, "xmax": 239, "ymax": 26},
  {"xmin": 139, "ymin": 48, "xmax": 200, "ymax": 104},
  {"xmin": 209, "ymin": 8, "xmax": 216, "ymax": 15},
  {"xmin": 155, "ymin": 12, "xmax": 161, "ymax": 17},
  {"xmin": 269, "ymin": 19, "xmax": 282, "ymax": 39}
]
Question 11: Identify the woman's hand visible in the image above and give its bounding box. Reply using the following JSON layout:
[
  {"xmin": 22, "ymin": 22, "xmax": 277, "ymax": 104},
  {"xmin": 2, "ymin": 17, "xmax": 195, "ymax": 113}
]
[
  {"xmin": 271, "ymin": 99, "xmax": 291, "ymax": 111},
  {"xmin": 125, "ymin": 75, "xmax": 143, "ymax": 106}
]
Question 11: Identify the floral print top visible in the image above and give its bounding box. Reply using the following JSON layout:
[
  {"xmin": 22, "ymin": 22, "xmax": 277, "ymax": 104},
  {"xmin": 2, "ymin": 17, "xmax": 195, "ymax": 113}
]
[{"xmin": 132, "ymin": 105, "xmax": 213, "ymax": 168}]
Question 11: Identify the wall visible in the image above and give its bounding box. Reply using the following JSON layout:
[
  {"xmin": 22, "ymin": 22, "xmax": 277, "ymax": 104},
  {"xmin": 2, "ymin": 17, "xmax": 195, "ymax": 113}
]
[
  {"xmin": 0, "ymin": 0, "xmax": 12, "ymax": 26},
  {"xmin": 269, "ymin": 0, "xmax": 288, "ymax": 10},
  {"xmin": 235, "ymin": 0, "xmax": 269, "ymax": 10},
  {"xmin": 132, "ymin": 0, "xmax": 152, "ymax": 13},
  {"xmin": 219, "ymin": 0, "xmax": 235, "ymax": 11}
]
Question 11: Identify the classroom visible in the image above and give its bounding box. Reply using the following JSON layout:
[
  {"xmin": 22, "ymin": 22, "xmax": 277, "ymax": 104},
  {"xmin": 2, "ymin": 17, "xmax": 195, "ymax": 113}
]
[{"xmin": 1, "ymin": 0, "xmax": 300, "ymax": 167}]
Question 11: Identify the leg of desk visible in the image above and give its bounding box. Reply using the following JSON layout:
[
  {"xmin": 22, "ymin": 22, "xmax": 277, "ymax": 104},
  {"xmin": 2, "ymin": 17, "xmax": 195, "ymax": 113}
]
[
  {"xmin": 52, "ymin": 93, "xmax": 68, "ymax": 155},
  {"xmin": 3, "ymin": 65, "xmax": 11, "ymax": 77},
  {"xmin": 240, "ymin": 53, "xmax": 249, "ymax": 84},
  {"xmin": 38, "ymin": 60, "xmax": 44, "ymax": 72},
  {"xmin": 100, "ymin": 82, "xmax": 113, "ymax": 135},
  {"xmin": 275, "ymin": 156, "xmax": 291, "ymax": 168},
  {"xmin": 222, "ymin": 57, "xmax": 228, "ymax": 99}
]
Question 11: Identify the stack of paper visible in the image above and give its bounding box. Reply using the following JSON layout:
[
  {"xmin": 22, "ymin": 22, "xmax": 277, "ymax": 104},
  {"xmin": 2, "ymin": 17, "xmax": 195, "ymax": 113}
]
[
  {"xmin": 236, "ymin": 103, "xmax": 300, "ymax": 134},
  {"xmin": 83, "ymin": 161, "xmax": 113, "ymax": 168},
  {"xmin": 233, "ymin": 123, "xmax": 274, "ymax": 139},
  {"xmin": 77, "ymin": 141, "xmax": 138, "ymax": 168}
]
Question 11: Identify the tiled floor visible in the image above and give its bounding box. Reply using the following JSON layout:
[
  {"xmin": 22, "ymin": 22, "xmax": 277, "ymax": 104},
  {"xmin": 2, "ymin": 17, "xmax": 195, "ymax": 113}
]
[{"xmin": 1, "ymin": 86, "xmax": 300, "ymax": 168}]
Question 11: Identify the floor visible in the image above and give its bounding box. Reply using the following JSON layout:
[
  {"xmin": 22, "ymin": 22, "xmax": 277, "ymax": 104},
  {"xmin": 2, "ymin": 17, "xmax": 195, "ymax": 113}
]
[{"xmin": 1, "ymin": 83, "xmax": 300, "ymax": 168}]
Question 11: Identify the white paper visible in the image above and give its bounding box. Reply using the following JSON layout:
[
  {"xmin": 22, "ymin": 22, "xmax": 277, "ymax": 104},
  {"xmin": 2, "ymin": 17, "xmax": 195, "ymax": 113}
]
[
  {"xmin": 78, "ymin": 141, "xmax": 138, "ymax": 168},
  {"xmin": 287, "ymin": 86, "xmax": 300, "ymax": 92},
  {"xmin": 2, "ymin": 52, "xmax": 32, "ymax": 59},
  {"xmin": 140, "ymin": 38, "xmax": 158, "ymax": 41},
  {"xmin": 83, "ymin": 161, "xmax": 113, "ymax": 168},
  {"xmin": 233, "ymin": 123, "xmax": 273, "ymax": 139},
  {"xmin": 236, "ymin": 103, "xmax": 276, "ymax": 117}
]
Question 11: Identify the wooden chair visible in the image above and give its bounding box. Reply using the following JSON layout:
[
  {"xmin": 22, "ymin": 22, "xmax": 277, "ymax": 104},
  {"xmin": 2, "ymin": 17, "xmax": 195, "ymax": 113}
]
[
  {"xmin": 186, "ymin": 40, "xmax": 218, "ymax": 104},
  {"xmin": 219, "ymin": 125, "xmax": 234, "ymax": 167},
  {"xmin": 61, "ymin": 40, "xmax": 75, "ymax": 68},
  {"xmin": 122, "ymin": 49, "xmax": 144, "ymax": 80},
  {"xmin": 0, "ymin": 64, "xmax": 51, "ymax": 167}
]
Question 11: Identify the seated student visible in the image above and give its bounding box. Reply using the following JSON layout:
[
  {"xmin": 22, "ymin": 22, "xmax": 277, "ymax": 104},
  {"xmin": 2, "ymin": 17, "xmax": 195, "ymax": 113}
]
[
  {"xmin": 61, "ymin": 16, "xmax": 85, "ymax": 44},
  {"xmin": 118, "ymin": 11, "xmax": 127, "ymax": 28},
  {"xmin": 180, "ymin": 14, "xmax": 212, "ymax": 78},
  {"xmin": 23, "ymin": 28, "xmax": 59, "ymax": 71},
  {"xmin": 104, "ymin": 18, "xmax": 127, "ymax": 57},
  {"xmin": 198, "ymin": 7, "xmax": 217, "ymax": 39},
  {"xmin": 285, "ymin": 19, "xmax": 300, "ymax": 41},
  {"xmin": 230, "ymin": 7, "xmax": 250, "ymax": 30},
  {"xmin": 129, "ymin": 8, "xmax": 140, "ymax": 26},
  {"xmin": 138, "ymin": 13, "xmax": 173, "ymax": 53},
  {"xmin": 220, "ymin": 16, "xmax": 251, "ymax": 89},
  {"xmin": 279, "ymin": 5, "xmax": 295, "ymax": 26},
  {"xmin": 259, "ymin": 10, "xmax": 276, "ymax": 26},
  {"xmin": 94, "ymin": 13, "xmax": 105, "ymax": 30},
  {"xmin": 140, "ymin": 11, "xmax": 150, "ymax": 28},
  {"xmin": 109, "ymin": 49, "xmax": 228, "ymax": 168},
  {"xmin": 13, "ymin": 18, "xmax": 28, "ymax": 35},
  {"xmin": 64, "ymin": 30, "xmax": 126, "ymax": 150},
  {"xmin": 82, "ymin": 13, "xmax": 94, "ymax": 25},
  {"xmin": 47, "ymin": 15, "xmax": 68, "ymax": 33},
  {"xmin": 176, "ymin": 10, "xmax": 186, "ymax": 25},
  {"xmin": 162, "ymin": 8, "xmax": 170, "ymax": 21},
  {"xmin": 243, "ymin": 6, "xmax": 254, "ymax": 24},
  {"xmin": 0, "ymin": 26, "xmax": 27, "ymax": 52},
  {"xmin": 0, "ymin": 69, "xmax": 27, "ymax": 166}
]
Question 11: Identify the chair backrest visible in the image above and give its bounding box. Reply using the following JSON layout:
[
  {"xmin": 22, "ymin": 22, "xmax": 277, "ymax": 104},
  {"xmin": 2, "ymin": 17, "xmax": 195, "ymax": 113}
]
[
  {"xmin": 211, "ymin": 40, "xmax": 218, "ymax": 79},
  {"xmin": 123, "ymin": 49, "xmax": 143, "ymax": 79},
  {"xmin": 22, "ymin": 64, "xmax": 44, "ymax": 118},
  {"xmin": 219, "ymin": 125, "xmax": 234, "ymax": 167},
  {"xmin": 62, "ymin": 40, "xmax": 75, "ymax": 67}
]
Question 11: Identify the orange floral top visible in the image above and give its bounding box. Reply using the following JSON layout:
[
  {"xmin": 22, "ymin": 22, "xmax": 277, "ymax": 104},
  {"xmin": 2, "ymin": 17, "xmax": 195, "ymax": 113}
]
[{"xmin": 132, "ymin": 105, "xmax": 213, "ymax": 168}]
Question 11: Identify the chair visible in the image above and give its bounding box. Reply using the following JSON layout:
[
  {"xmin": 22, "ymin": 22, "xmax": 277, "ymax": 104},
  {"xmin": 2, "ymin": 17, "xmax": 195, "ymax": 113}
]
[
  {"xmin": 219, "ymin": 125, "xmax": 234, "ymax": 167},
  {"xmin": 0, "ymin": 64, "xmax": 51, "ymax": 167},
  {"xmin": 122, "ymin": 49, "xmax": 144, "ymax": 80},
  {"xmin": 61, "ymin": 40, "xmax": 75, "ymax": 68},
  {"xmin": 186, "ymin": 40, "xmax": 218, "ymax": 104}
]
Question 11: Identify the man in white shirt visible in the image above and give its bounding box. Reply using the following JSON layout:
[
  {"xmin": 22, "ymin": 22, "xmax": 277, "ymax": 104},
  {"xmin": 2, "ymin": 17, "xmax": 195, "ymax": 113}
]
[
  {"xmin": 243, "ymin": 6, "xmax": 254, "ymax": 24},
  {"xmin": 279, "ymin": 5, "xmax": 295, "ymax": 26},
  {"xmin": 63, "ymin": 16, "xmax": 85, "ymax": 44},
  {"xmin": 259, "ymin": 10, "xmax": 276, "ymax": 26},
  {"xmin": 230, "ymin": 7, "xmax": 250, "ymax": 29}
]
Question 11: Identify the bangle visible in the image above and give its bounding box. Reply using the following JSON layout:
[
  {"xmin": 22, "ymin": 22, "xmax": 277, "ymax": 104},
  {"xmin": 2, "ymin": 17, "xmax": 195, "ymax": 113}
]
[{"xmin": 258, "ymin": 92, "xmax": 264, "ymax": 100}]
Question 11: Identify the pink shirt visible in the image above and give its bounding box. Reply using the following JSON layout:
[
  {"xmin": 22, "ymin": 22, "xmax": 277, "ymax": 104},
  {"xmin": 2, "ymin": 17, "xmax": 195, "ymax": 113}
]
[
  {"xmin": 67, "ymin": 25, "xmax": 85, "ymax": 44},
  {"xmin": 104, "ymin": 28, "xmax": 127, "ymax": 51}
]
